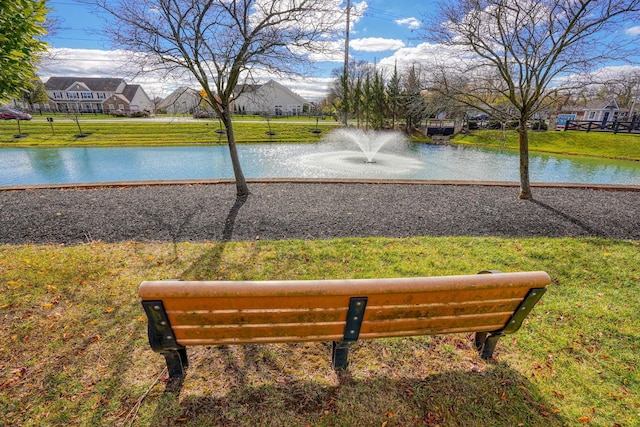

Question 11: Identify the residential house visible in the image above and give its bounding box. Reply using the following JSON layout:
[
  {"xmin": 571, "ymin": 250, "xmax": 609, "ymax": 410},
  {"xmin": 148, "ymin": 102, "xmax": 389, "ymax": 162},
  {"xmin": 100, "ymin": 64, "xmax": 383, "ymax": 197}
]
[
  {"xmin": 233, "ymin": 80, "xmax": 307, "ymax": 116},
  {"xmin": 557, "ymin": 98, "xmax": 629, "ymax": 124},
  {"xmin": 44, "ymin": 77, "xmax": 154, "ymax": 114},
  {"xmin": 156, "ymin": 87, "xmax": 202, "ymax": 115}
]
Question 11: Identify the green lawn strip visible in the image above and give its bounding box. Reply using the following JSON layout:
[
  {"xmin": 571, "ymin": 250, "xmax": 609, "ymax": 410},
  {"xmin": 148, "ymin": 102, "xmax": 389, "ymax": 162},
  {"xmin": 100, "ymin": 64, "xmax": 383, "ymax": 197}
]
[
  {"xmin": 0, "ymin": 118, "xmax": 340, "ymax": 146},
  {"xmin": 453, "ymin": 130, "xmax": 640, "ymax": 161},
  {"xmin": 1, "ymin": 236, "xmax": 638, "ymax": 426}
]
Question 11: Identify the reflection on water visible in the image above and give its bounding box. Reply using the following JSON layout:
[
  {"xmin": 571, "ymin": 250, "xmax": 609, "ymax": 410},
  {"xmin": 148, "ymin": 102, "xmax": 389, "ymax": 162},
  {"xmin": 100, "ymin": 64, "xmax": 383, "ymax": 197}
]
[{"xmin": 1, "ymin": 144, "xmax": 639, "ymax": 186}]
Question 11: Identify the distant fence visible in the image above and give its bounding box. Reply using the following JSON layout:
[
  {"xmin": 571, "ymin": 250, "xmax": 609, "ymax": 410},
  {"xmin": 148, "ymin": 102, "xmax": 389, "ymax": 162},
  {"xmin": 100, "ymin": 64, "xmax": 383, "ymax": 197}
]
[{"xmin": 564, "ymin": 120, "xmax": 640, "ymax": 134}]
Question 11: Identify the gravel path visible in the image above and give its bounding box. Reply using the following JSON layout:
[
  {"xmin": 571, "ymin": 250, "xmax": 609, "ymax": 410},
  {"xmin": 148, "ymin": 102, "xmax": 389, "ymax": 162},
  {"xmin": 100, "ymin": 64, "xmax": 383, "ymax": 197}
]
[{"xmin": 0, "ymin": 182, "xmax": 638, "ymax": 245}]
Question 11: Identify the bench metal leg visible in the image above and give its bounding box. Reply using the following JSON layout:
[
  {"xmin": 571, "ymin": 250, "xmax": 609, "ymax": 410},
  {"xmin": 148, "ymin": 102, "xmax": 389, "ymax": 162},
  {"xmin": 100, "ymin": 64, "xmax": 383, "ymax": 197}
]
[
  {"xmin": 475, "ymin": 332, "xmax": 502, "ymax": 359},
  {"xmin": 332, "ymin": 341, "xmax": 353, "ymax": 370},
  {"xmin": 162, "ymin": 349, "xmax": 188, "ymax": 378}
]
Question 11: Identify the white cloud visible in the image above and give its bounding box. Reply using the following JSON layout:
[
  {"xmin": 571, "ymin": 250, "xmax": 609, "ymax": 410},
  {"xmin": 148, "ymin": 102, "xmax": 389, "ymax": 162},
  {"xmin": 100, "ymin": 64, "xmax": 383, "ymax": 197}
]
[
  {"xmin": 377, "ymin": 42, "xmax": 465, "ymax": 71},
  {"xmin": 395, "ymin": 17, "xmax": 420, "ymax": 30},
  {"xmin": 350, "ymin": 38, "xmax": 405, "ymax": 52},
  {"xmin": 626, "ymin": 26, "xmax": 640, "ymax": 36}
]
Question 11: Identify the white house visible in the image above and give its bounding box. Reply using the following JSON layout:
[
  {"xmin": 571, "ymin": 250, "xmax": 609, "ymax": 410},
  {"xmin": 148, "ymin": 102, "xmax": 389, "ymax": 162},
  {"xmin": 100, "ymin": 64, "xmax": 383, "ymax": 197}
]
[
  {"xmin": 558, "ymin": 99, "xmax": 629, "ymax": 123},
  {"xmin": 157, "ymin": 87, "xmax": 202, "ymax": 115},
  {"xmin": 233, "ymin": 80, "xmax": 307, "ymax": 116},
  {"xmin": 44, "ymin": 77, "xmax": 154, "ymax": 114},
  {"xmin": 581, "ymin": 99, "xmax": 627, "ymax": 123}
]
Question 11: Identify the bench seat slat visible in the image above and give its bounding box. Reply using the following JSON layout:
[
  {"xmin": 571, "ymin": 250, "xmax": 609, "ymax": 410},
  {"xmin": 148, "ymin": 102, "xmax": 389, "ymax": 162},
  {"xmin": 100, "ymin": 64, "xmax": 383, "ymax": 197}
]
[
  {"xmin": 168, "ymin": 312, "xmax": 512, "ymax": 343},
  {"xmin": 164, "ymin": 298, "xmax": 522, "ymax": 327},
  {"xmin": 139, "ymin": 272, "xmax": 550, "ymax": 300},
  {"xmin": 156, "ymin": 288, "xmax": 531, "ymax": 313}
]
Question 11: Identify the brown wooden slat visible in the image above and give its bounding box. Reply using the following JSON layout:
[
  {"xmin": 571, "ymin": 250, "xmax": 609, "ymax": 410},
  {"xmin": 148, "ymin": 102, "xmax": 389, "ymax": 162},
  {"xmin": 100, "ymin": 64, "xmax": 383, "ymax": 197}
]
[
  {"xmin": 358, "ymin": 323, "xmax": 506, "ymax": 339},
  {"xmin": 363, "ymin": 298, "xmax": 522, "ymax": 321},
  {"xmin": 168, "ymin": 306, "xmax": 348, "ymax": 325},
  {"xmin": 162, "ymin": 294, "xmax": 354, "ymax": 311},
  {"xmin": 172, "ymin": 321, "xmax": 346, "ymax": 342},
  {"xmin": 165, "ymin": 298, "xmax": 521, "ymax": 327},
  {"xmin": 139, "ymin": 272, "xmax": 551, "ymax": 300},
  {"xmin": 170, "ymin": 311, "xmax": 511, "ymax": 344},
  {"xmin": 158, "ymin": 287, "xmax": 531, "ymax": 314},
  {"xmin": 360, "ymin": 312, "xmax": 512, "ymax": 335},
  {"xmin": 178, "ymin": 335, "xmax": 344, "ymax": 345}
]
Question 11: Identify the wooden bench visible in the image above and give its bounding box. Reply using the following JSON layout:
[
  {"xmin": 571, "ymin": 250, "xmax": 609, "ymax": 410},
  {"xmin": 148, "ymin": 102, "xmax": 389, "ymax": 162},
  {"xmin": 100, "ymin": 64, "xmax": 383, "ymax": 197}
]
[{"xmin": 139, "ymin": 270, "xmax": 549, "ymax": 378}]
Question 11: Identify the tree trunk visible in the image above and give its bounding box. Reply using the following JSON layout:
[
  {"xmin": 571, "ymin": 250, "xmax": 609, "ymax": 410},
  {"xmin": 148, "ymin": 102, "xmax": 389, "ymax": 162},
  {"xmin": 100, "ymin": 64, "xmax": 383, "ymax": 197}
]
[
  {"xmin": 518, "ymin": 125, "xmax": 532, "ymax": 200},
  {"xmin": 221, "ymin": 110, "xmax": 249, "ymax": 197}
]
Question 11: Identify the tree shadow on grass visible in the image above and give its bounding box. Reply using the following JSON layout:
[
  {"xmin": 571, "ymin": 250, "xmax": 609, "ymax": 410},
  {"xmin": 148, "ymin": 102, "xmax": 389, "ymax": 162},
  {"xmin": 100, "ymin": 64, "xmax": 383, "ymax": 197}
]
[
  {"xmin": 147, "ymin": 341, "xmax": 566, "ymax": 426},
  {"xmin": 180, "ymin": 194, "xmax": 248, "ymax": 279}
]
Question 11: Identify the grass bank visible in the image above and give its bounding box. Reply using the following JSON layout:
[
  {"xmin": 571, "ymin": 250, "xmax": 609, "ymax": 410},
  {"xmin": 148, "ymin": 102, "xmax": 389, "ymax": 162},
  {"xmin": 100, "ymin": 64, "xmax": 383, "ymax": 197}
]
[
  {"xmin": 453, "ymin": 130, "xmax": 640, "ymax": 161},
  {"xmin": 0, "ymin": 116, "xmax": 340, "ymax": 146},
  {"xmin": 1, "ymin": 236, "xmax": 638, "ymax": 426}
]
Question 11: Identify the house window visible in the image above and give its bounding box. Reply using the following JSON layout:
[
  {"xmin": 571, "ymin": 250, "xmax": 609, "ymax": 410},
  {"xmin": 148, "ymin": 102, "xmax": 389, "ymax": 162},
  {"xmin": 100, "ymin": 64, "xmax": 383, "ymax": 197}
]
[
  {"xmin": 118, "ymin": 104, "xmax": 125, "ymax": 110},
  {"xmin": 66, "ymin": 91, "xmax": 79, "ymax": 99},
  {"xmin": 108, "ymin": 104, "xmax": 115, "ymax": 110},
  {"xmin": 81, "ymin": 92, "xmax": 94, "ymax": 99},
  {"xmin": 53, "ymin": 91, "xmax": 64, "ymax": 99},
  {"xmin": 588, "ymin": 111, "xmax": 596, "ymax": 120},
  {"xmin": 97, "ymin": 92, "xmax": 106, "ymax": 99},
  {"xmin": 275, "ymin": 105, "xmax": 283, "ymax": 116}
]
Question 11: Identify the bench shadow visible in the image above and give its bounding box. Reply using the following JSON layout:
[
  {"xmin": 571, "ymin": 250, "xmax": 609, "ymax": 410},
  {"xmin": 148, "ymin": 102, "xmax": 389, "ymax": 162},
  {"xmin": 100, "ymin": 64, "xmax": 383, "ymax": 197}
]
[{"xmin": 147, "ymin": 343, "xmax": 566, "ymax": 426}]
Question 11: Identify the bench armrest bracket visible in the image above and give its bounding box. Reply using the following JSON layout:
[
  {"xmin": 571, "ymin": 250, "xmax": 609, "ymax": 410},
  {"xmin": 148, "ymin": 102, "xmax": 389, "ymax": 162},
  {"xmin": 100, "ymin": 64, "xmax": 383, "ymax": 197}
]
[
  {"xmin": 142, "ymin": 300, "xmax": 188, "ymax": 378},
  {"xmin": 332, "ymin": 296, "xmax": 368, "ymax": 370},
  {"xmin": 475, "ymin": 287, "xmax": 547, "ymax": 359}
]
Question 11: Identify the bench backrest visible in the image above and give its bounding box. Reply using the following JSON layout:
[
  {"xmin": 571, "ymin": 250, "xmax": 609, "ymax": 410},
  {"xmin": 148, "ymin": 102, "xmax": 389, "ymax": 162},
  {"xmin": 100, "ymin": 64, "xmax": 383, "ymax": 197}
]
[{"xmin": 139, "ymin": 271, "xmax": 550, "ymax": 347}]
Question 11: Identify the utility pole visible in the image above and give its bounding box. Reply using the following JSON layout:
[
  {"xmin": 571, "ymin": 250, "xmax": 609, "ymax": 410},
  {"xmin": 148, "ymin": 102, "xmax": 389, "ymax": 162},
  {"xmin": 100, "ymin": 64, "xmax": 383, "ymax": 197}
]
[{"xmin": 342, "ymin": 0, "xmax": 350, "ymax": 126}]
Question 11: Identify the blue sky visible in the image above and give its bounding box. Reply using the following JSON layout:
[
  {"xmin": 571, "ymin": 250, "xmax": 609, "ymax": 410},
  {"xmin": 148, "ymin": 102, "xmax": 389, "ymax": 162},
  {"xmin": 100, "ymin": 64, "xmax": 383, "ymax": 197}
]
[
  {"xmin": 41, "ymin": 0, "xmax": 438, "ymax": 99},
  {"xmin": 40, "ymin": 0, "xmax": 640, "ymax": 101}
]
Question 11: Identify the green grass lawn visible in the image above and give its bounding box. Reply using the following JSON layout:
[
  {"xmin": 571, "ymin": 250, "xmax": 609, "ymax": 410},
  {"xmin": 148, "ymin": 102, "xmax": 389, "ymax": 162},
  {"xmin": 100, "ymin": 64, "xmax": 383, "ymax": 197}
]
[
  {"xmin": 0, "ymin": 116, "xmax": 340, "ymax": 146},
  {"xmin": 454, "ymin": 129, "xmax": 640, "ymax": 161},
  {"xmin": 1, "ymin": 236, "xmax": 638, "ymax": 426}
]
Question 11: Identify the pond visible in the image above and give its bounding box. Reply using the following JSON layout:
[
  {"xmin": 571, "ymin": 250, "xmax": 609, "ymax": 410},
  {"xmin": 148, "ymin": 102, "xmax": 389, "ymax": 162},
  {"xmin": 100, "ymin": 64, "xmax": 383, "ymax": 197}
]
[{"xmin": 1, "ymin": 143, "xmax": 640, "ymax": 186}]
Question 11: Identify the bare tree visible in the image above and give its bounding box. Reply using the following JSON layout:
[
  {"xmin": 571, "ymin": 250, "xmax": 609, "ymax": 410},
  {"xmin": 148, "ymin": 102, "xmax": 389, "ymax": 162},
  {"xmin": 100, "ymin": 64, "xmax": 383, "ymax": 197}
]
[
  {"xmin": 598, "ymin": 69, "xmax": 640, "ymax": 110},
  {"xmin": 86, "ymin": 0, "xmax": 344, "ymax": 196},
  {"xmin": 426, "ymin": 0, "xmax": 640, "ymax": 199}
]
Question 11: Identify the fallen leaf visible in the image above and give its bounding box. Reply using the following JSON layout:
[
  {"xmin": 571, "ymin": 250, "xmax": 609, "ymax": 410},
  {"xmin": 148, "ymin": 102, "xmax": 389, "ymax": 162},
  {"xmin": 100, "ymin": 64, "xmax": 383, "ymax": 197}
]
[{"xmin": 579, "ymin": 416, "xmax": 591, "ymax": 422}]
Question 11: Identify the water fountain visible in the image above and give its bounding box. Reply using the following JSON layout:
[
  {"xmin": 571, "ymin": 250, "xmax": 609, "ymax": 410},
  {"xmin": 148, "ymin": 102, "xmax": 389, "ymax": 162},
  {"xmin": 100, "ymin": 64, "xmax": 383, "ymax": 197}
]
[
  {"xmin": 326, "ymin": 128, "xmax": 399, "ymax": 163},
  {"xmin": 294, "ymin": 128, "xmax": 425, "ymax": 177}
]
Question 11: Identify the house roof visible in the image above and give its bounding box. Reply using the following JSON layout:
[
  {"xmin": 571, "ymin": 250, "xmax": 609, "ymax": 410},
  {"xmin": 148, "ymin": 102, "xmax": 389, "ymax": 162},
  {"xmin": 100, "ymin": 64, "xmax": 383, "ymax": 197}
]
[
  {"xmin": 157, "ymin": 87, "xmax": 201, "ymax": 109},
  {"xmin": 45, "ymin": 77, "xmax": 126, "ymax": 92},
  {"xmin": 234, "ymin": 80, "xmax": 308, "ymax": 104},
  {"xmin": 123, "ymin": 84, "xmax": 145, "ymax": 101},
  {"xmin": 583, "ymin": 99, "xmax": 619, "ymax": 111}
]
